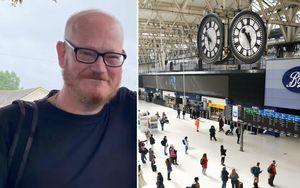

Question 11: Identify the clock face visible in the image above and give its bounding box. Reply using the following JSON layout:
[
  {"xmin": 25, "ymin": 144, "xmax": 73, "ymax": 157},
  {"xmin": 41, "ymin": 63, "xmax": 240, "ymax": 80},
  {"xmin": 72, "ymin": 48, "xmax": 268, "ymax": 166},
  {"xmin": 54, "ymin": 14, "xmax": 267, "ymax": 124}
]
[
  {"xmin": 197, "ymin": 13, "xmax": 224, "ymax": 64},
  {"xmin": 229, "ymin": 10, "xmax": 267, "ymax": 64}
]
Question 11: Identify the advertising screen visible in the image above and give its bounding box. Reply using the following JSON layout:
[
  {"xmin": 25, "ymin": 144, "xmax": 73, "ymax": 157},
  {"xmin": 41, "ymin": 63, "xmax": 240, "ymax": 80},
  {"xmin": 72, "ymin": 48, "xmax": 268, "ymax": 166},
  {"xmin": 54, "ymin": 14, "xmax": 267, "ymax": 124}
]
[{"xmin": 265, "ymin": 58, "xmax": 300, "ymax": 110}]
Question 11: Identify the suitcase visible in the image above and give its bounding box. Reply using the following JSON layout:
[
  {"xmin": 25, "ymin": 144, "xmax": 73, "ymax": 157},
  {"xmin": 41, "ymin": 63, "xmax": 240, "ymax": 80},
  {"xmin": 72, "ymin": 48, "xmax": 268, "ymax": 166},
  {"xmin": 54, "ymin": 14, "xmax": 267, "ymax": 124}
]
[
  {"xmin": 225, "ymin": 130, "xmax": 230, "ymax": 135},
  {"xmin": 238, "ymin": 181, "xmax": 243, "ymax": 188},
  {"xmin": 151, "ymin": 163, "xmax": 157, "ymax": 172}
]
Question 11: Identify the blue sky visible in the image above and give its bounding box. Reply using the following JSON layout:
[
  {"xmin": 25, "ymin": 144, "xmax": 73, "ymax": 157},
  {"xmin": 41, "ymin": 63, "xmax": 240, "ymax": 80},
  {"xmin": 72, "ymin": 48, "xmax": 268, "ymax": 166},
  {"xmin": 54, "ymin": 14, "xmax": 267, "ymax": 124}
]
[{"xmin": 0, "ymin": 0, "xmax": 137, "ymax": 91}]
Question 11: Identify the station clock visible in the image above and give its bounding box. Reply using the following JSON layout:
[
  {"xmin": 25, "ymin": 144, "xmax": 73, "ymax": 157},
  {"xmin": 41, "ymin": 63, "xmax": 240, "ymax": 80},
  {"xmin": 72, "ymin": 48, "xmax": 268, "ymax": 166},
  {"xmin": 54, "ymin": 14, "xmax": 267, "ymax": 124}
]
[
  {"xmin": 197, "ymin": 13, "xmax": 224, "ymax": 64},
  {"xmin": 229, "ymin": 10, "xmax": 267, "ymax": 64}
]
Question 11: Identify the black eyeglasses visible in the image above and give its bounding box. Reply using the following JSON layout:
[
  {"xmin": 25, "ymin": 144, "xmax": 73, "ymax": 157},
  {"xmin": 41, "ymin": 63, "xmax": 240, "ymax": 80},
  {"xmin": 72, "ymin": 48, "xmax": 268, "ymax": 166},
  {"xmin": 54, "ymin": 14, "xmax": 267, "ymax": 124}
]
[{"xmin": 64, "ymin": 39, "xmax": 127, "ymax": 67}]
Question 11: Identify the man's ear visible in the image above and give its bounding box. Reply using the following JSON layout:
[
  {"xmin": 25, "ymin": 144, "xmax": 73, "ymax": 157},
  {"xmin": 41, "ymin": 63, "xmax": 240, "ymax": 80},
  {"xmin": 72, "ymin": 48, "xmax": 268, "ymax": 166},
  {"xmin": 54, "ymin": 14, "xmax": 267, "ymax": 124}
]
[{"xmin": 56, "ymin": 41, "xmax": 66, "ymax": 69}]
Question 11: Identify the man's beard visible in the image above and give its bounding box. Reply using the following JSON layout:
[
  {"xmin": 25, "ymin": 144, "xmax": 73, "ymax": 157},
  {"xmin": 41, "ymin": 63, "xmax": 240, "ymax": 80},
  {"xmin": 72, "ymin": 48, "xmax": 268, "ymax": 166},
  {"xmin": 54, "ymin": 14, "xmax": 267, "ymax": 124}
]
[{"xmin": 62, "ymin": 64, "xmax": 120, "ymax": 106}]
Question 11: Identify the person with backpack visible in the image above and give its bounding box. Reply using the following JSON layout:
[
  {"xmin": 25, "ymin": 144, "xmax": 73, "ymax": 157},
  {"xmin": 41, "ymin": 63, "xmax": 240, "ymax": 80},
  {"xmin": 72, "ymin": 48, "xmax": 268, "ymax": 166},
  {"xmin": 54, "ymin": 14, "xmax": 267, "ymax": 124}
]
[
  {"xmin": 268, "ymin": 160, "xmax": 277, "ymax": 187},
  {"xmin": 139, "ymin": 145, "xmax": 148, "ymax": 164},
  {"xmin": 161, "ymin": 136, "xmax": 168, "ymax": 155},
  {"xmin": 220, "ymin": 145, "xmax": 227, "ymax": 166},
  {"xmin": 221, "ymin": 167, "xmax": 229, "ymax": 188},
  {"xmin": 200, "ymin": 153, "xmax": 208, "ymax": 175},
  {"xmin": 183, "ymin": 136, "xmax": 189, "ymax": 154},
  {"xmin": 0, "ymin": 10, "xmax": 137, "ymax": 188},
  {"xmin": 251, "ymin": 162, "xmax": 263, "ymax": 188},
  {"xmin": 149, "ymin": 134, "xmax": 155, "ymax": 149}
]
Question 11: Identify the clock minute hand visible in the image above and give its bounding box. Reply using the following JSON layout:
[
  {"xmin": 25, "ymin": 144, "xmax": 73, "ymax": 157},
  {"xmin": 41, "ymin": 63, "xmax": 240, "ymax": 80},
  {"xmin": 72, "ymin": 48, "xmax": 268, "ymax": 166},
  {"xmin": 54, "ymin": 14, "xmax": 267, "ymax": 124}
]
[
  {"xmin": 245, "ymin": 32, "xmax": 252, "ymax": 47},
  {"xmin": 242, "ymin": 28, "xmax": 251, "ymax": 47}
]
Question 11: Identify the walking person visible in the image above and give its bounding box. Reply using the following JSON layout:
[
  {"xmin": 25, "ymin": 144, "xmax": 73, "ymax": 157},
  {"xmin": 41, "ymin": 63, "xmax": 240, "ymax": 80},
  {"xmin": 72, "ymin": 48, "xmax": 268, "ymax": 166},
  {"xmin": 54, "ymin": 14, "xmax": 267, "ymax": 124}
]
[
  {"xmin": 177, "ymin": 107, "xmax": 181, "ymax": 118},
  {"xmin": 195, "ymin": 118, "xmax": 200, "ymax": 132},
  {"xmin": 229, "ymin": 169, "xmax": 239, "ymax": 188},
  {"xmin": 251, "ymin": 162, "xmax": 263, "ymax": 188},
  {"xmin": 236, "ymin": 127, "xmax": 241, "ymax": 144},
  {"xmin": 161, "ymin": 136, "xmax": 168, "ymax": 155},
  {"xmin": 160, "ymin": 117, "xmax": 165, "ymax": 131},
  {"xmin": 156, "ymin": 172, "xmax": 165, "ymax": 188},
  {"xmin": 140, "ymin": 146, "xmax": 148, "ymax": 164},
  {"xmin": 165, "ymin": 158, "xmax": 173, "ymax": 180},
  {"xmin": 182, "ymin": 108, "xmax": 186, "ymax": 119},
  {"xmin": 218, "ymin": 116, "xmax": 225, "ymax": 132},
  {"xmin": 138, "ymin": 139, "xmax": 147, "ymax": 163},
  {"xmin": 191, "ymin": 177, "xmax": 200, "ymax": 188},
  {"xmin": 200, "ymin": 153, "xmax": 208, "ymax": 175},
  {"xmin": 209, "ymin": 125, "xmax": 217, "ymax": 141},
  {"xmin": 268, "ymin": 160, "xmax": 277, "ymax": 187},
  {"xmin": 221, "ymin": 167, "xmax": 229, "ymax": 188},
  {"xmin": 138, "ymin": 165, "xmax": 146, "ymax": 188},
  {"xmin": 169, "ymin": 144, "xmax": 176, "ymax": 164},
  {"xmin": 183, "ymin": 136, "xmax": 189, "ymax": 154},
  {"xmin": 149, "ymin": 134, "xmax": 155, "ymax": 149},
  {"xmin": 145, "ymin": 130, "xmax": 151, "ymax": 145},
  {"xmin": 220, "ymin": 145, "xmax": 227, "ymax": 166},
  {"xmin": 149, "ymin": 148, "xmax": 157, "ymax": 172},
  {"xmin": 229, "ymin": 122, "xmax": 234, "ymax": 135}
]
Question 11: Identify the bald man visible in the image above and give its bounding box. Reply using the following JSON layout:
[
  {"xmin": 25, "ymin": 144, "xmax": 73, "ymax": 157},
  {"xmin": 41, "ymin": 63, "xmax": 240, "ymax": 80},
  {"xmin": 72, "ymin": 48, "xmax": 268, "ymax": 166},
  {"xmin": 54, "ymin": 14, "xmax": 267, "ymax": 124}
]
[{"xmin": 0, "ymin": 10, "xmax": 136, "ymax": 188}]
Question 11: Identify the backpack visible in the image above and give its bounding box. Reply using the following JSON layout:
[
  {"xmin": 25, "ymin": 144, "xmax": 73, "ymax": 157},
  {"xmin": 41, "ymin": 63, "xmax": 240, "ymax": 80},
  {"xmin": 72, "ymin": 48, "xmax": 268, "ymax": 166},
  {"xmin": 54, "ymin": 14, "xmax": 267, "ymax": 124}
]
[
  {"xmin": 161, "ymin": 140, "xmax": 166, "ymax": 146},
  {"xmin": 182, "ymin": 139, "xmax": 185, "ymax": 145},
  {"xmin": 8, "ymin": 100, "xmax": 39, "ymax": 188},
  {"xmin": 200, "ymin": 158, "xmax": 205, "ymax": 165},
  {"xmin": 267, "ymin": 166, "xmax": 273, "ymax": 173},
  {"xmin": 251, "ymin": 166, "xmax": 256, "ymax": 174}
]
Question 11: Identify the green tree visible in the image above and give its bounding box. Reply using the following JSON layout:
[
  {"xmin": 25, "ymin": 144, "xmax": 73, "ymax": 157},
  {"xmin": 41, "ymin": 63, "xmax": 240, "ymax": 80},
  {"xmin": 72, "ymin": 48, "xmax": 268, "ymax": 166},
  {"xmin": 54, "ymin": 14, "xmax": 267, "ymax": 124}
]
[{"xmin": 0, "ymin": 71, "xmax": 20, "ymax": 90}]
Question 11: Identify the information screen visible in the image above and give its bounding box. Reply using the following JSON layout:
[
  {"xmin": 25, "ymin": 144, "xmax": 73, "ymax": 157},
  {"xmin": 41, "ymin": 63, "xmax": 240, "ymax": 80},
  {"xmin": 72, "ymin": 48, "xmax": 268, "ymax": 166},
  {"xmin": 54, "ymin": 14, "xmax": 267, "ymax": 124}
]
[{"xmin": 240, "ymin": 107, "xmax": 299, "ymax": 137}]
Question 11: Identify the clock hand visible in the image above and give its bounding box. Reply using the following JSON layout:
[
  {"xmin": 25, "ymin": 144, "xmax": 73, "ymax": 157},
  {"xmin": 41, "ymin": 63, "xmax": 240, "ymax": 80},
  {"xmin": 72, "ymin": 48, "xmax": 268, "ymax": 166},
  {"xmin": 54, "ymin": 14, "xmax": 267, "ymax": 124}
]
[
  {"xmin": 245, "ymin": 32, "xmax": 252, "ymax": 48},
  {"xmin": 242, "ymin": 28, "xmax": 251, "ymax": 47},
  {"xmin": 204, "ymin": 32, "xmax": 212, "ymax": 50}
]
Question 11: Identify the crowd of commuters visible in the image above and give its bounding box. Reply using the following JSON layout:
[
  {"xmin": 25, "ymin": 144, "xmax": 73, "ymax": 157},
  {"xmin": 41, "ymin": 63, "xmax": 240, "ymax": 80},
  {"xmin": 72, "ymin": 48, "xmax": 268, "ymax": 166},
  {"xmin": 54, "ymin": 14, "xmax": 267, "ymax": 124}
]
[{"xmin": 138, "ymin": 110, "xmax": 278, "ymax": 188}]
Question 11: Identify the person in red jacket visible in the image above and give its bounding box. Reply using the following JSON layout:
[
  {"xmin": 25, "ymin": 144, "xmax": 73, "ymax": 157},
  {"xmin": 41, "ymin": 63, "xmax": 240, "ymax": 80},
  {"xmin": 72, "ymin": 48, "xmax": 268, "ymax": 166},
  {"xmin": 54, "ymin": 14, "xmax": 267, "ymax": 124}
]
[
  {"xmin": 200, "ymin": 153, "xmax": 208, "ymax": 175},
  {"xmin": 268, "ymin": 160, "xmax": 277, "ymax": 187}
]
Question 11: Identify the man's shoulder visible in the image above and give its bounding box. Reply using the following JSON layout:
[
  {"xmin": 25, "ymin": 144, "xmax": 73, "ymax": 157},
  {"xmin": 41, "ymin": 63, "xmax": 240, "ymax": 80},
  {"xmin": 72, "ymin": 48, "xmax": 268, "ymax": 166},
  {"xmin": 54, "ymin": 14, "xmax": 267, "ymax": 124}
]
[
  {"xmin": 111, "ymin": 87, "xmax": 136, "ymax": 105},
  {"xmin": 0, "ymin": 102, "xmax": 21, "ymax": 123},
  {"xmin": 117, "ymin": 87, "xmax": 136, "ymax": 99}
]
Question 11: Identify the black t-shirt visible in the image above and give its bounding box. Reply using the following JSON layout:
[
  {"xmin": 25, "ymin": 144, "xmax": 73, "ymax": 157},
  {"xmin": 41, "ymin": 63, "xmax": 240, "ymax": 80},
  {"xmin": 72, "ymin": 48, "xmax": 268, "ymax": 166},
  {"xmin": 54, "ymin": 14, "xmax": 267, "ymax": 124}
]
[{"xmin": 0, "ymin": 87, "xmax": 136, "ymax": 188}]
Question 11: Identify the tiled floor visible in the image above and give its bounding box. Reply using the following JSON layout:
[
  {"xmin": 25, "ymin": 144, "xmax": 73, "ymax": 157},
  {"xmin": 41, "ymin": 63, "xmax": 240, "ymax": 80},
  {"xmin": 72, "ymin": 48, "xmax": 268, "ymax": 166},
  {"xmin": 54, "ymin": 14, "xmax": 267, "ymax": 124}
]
[{"xmin": 138, "ymin": 100, "xmax": 300, "ymax": 188}]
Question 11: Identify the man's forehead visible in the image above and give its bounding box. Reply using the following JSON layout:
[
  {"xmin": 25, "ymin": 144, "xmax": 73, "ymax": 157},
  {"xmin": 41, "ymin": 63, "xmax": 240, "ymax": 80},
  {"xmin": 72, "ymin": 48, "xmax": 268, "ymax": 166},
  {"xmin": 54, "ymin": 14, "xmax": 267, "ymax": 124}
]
[{"xmin": 65, "ymin": 10, "xmax": 122, "ymax": 39}]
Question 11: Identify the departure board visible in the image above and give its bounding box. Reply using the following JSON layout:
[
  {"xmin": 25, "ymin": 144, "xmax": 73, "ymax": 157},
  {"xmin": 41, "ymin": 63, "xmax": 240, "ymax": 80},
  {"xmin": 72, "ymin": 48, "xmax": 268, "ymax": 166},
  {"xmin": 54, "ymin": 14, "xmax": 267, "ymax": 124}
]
[{"xmin": 239, "ymin": 107, "xmax": 299, "ymax": 137}]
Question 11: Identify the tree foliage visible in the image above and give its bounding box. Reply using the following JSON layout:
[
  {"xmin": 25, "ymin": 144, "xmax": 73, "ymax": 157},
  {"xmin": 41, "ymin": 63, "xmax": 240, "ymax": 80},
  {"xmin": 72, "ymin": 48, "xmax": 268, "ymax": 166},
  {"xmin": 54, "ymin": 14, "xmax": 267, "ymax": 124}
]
[{"xmin": 0, "ymin": 71, "xmax": 20, "ymax": 90}]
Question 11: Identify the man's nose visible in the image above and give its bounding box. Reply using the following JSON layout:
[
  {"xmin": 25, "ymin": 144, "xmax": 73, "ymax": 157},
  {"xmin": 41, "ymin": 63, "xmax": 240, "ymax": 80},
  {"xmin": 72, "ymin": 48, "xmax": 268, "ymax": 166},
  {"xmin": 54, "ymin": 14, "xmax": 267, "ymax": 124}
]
[{"xmin": 90, "ymin": 55, "xmax": 107, "ymax": 72}]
